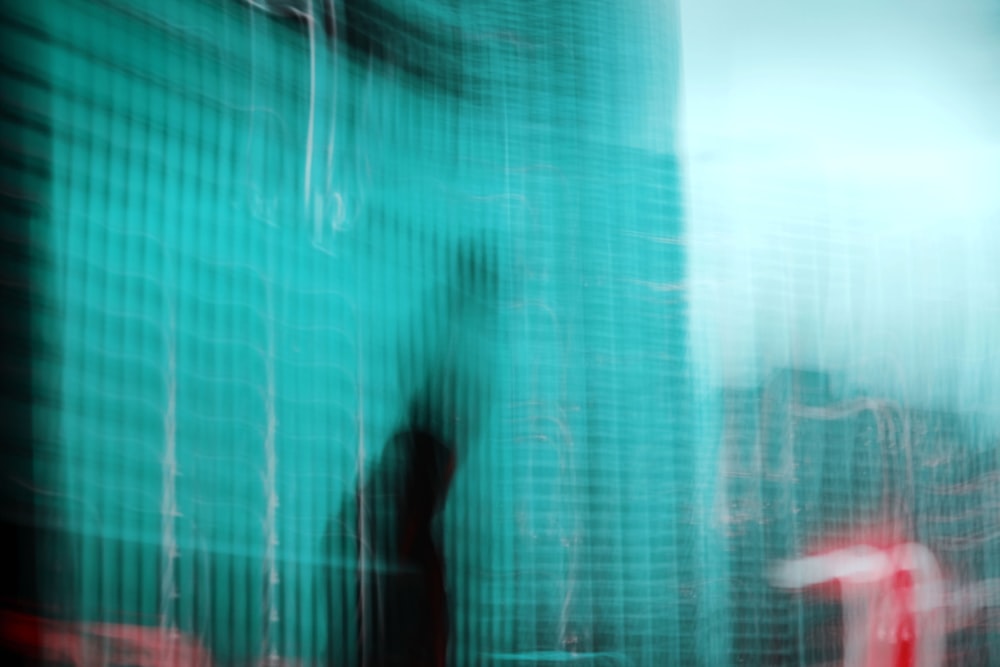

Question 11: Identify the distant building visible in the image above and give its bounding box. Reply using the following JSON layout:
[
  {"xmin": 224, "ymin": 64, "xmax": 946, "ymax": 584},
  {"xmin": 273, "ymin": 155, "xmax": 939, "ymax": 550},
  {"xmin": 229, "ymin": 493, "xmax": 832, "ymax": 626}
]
[{"xmin": 717, "ymin": 368, "xmax": 1000, "ymax": 665}]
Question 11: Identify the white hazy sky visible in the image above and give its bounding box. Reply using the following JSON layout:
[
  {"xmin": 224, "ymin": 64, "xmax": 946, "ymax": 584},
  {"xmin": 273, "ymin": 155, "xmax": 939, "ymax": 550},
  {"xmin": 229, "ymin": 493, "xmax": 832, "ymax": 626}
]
[{"xmin": 677, "ymin": 0, "xmax": 1000, "ymax": 419}]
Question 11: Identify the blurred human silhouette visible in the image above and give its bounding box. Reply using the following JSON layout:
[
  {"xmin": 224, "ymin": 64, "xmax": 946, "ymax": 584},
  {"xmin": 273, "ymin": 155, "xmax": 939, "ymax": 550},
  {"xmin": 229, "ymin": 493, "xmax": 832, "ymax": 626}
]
[
  {"xmin": 325, "ymin": 402, "xmax": 456, "ymax": 667},
  {"xmin": 386, "ymin": 422, "xmax": 455, "ymax": 667},
  {"xmin": 324, "ymin": 240, "xmax": 495, "ymax": 667}
]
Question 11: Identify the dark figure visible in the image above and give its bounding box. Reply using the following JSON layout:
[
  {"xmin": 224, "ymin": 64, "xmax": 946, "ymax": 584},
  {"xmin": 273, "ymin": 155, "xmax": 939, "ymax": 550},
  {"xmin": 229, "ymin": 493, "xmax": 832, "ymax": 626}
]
[
  {"xmin": 366, "ymin": 422, "xmax": 456, "ymax": 667},
  {"xmin": 325, "ymin": 402, "xmax": 457, "ymax": 667},
  {"xmin": 325, "ymin": 241, "xmax": 495, "ymax": 666}
]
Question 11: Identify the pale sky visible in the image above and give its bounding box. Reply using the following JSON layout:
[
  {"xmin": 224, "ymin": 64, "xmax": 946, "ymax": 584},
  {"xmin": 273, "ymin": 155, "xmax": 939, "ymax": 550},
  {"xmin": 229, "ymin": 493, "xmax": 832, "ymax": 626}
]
[{"xmin": 677, "ymin": 0, "xmax": 1000, "ymax": 421}]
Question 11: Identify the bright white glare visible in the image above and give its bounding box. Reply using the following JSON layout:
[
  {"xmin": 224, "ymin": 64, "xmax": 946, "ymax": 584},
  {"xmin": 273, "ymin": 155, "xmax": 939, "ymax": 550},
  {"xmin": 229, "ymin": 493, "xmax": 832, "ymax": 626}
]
[{"xmin": 678, "ymin": 0, "xmax": 1000, "ymax": 419}]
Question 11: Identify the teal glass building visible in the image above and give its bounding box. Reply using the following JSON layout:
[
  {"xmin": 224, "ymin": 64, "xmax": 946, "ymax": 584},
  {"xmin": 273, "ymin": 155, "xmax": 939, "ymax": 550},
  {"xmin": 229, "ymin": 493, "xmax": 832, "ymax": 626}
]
[
  {"xmin": 9, "ymin": 1, "xmax": 998, "ymax": 665},
  {"xmin": 3, "ymin": 0, "xmax": 705, "ymax": 665}
]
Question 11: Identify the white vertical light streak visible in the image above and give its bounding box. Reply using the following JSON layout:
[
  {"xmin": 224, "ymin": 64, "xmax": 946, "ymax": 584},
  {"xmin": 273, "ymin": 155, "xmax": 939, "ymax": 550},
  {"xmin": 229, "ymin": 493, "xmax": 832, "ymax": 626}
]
[
  {"xmin": 355, "ymin": 314, "xmax": 368, "ymax": 663},
  {"xmin": 160, "ymin": 303, "xmax": 179, "ymax": 662},
  {"xmin": 304, "ymin": 0, "xmax": 317, "ymax": 214},
  {"xmin": 262, "ymin": 280, "xmax": 280, "ymax": 664}
]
